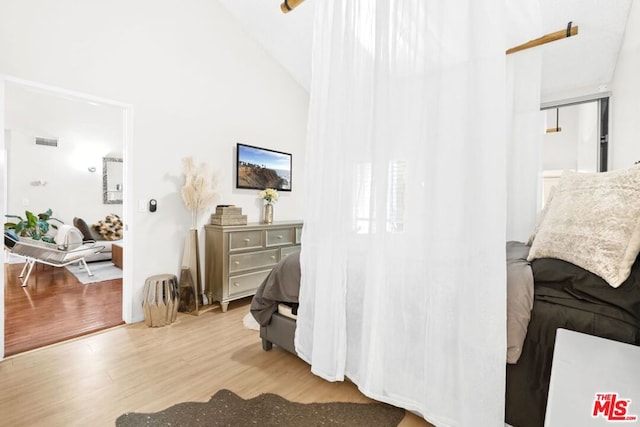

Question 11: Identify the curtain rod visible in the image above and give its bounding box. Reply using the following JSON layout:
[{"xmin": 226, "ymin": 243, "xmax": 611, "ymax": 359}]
[
  {"xmin": 506, "ymin": 21, "xmax": 578, "ymax": 55},
  {"xmin": 281, "ymin": 0, "xmax": 305, "ymax": 14}
]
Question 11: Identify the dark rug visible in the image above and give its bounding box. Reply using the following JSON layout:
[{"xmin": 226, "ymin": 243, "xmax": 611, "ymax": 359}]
[{"xmin": 115, "ymin": 389, "xmax": 406, "ymax": 427}]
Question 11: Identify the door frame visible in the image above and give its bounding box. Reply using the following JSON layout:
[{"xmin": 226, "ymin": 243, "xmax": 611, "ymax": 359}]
[
  {"xmin": 0, "ymin": 75, "xmax": 134, "ymax": 359},
  {"xmin": 541, "ymin": 94, "xmax": 610, "ymax": 172}
]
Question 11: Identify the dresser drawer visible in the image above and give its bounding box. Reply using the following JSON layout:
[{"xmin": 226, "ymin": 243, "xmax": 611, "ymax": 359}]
[
  {"xmin": 266, "ymin": 228, "xmax": 295, "ymax": 247},
  {"xmin": 229, "ymin": 249, "xmax": 279, "ymax": 273},
  {"xmin": 281, "ymin": 245, "xmax": 300, "ymax": 258},
  {"xmin": 228, "ymin": 270, "xmax": 271, "ymax": 297},
  {"xmin": 229, "ymin": 230, "xmax": 263, "ymax": 251}
]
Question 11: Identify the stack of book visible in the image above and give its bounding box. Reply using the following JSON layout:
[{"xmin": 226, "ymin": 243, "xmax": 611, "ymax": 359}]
[{"xmin": 210, "ymin": 205, "xmax": 247, "ymax": 226}]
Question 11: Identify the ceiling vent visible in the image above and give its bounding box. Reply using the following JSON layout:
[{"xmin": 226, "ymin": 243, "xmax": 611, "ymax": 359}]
[{"xmin": 35, "ymin": 137, "xmax": 58, "ymax": 147}]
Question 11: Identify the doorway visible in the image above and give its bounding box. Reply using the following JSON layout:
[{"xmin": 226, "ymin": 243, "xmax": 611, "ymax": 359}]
[
  {"xmin": 540, "ymin": 96, "xmax": 609, "ymax": 205},
  {"xmin": 0, "ymin": 76, "xmax": 133, "ymax": 359}
]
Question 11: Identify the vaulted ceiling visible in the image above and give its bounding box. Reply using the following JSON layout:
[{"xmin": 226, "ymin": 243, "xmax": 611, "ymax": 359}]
[
  {"xmin": 217, "ymin": 0, "xmax": 633, "ymax": 102},
  {"xmin": 537, "ymin": 0, "xmax": 632, "ymax": 101},
  {"xmin": 217, "ymin": 0, "xmax": 314, "ymax": 91}
]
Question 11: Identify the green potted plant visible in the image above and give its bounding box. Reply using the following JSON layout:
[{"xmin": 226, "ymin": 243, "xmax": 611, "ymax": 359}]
[{"xmin": 4, "ymin": 209, "xmax": 63, "ymax": 243}]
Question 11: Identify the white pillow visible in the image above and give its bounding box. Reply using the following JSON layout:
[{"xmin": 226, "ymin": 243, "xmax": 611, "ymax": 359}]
[
  {"xmin": 527, "ymin": 166, "xmax": 640, "ymax": 288},
  {"xmin": 54, "ymin": 225, "xmax": 84, "ymax": 251}
]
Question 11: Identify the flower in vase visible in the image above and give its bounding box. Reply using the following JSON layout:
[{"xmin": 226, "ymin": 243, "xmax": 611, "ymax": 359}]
[{"xmin": 258, "ymin": 188, "xmax": 279, "ymax": 204}]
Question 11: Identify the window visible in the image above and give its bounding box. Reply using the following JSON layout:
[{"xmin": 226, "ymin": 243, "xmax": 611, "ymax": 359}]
[{"xmin": 353, "ymin": 160, "xmax": 406, "ymax": 234}]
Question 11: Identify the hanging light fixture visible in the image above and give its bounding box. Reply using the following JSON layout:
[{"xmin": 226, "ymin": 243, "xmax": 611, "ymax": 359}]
[{"xmin": 546, "ymin": 107, "xmax": 562, "ymax": 133}]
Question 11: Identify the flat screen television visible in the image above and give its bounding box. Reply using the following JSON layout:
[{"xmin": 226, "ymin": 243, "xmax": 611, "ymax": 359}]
[{"xmin": 236, "ymin": 143, "xmax": 292, "ymax": 191}]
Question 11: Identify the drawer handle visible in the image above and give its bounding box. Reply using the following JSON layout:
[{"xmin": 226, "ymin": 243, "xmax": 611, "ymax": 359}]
[
  {"xmin": 270, "ymin": 256, "xmax": 276, "ymax": 260},
  {"xmin": 234, "ymin": 261, "xmax": 240, "ymax": 265},
  {"xmin": 233, "ymin": 282, "xmax": 240, "ymax": 287},
  {"xmin": 243, "ymin": 238, "xmax": 251, "ymax": 243},
  {"xmin": 276, "ymin": 235, "xmax": 283, "ymax": 239}
]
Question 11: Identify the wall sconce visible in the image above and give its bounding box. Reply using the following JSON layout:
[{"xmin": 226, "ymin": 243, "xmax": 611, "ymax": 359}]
[{"xmin": 88, "ymin": 166, "xmax": 97, "ymax": 173}]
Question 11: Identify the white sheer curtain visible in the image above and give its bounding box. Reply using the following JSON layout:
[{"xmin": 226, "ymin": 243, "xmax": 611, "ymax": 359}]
[
  {"xmin": 297, "ymin": 1, "xmax": 537, "ymax": 425},
  {"xmin": 506, "ymin": 1, "xmax": 544, "ymax": 242}
]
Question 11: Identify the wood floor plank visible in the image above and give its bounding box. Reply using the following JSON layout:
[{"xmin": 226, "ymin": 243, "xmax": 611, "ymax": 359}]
[
  {"xmin": 4, "ymin": 262, "xmax": 124, "ymax": 356},
  {"xmin": 0, "ymin": 298, "xmax": 432, "ymax": 427}
]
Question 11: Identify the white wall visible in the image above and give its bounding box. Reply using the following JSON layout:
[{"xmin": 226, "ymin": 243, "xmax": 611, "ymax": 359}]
[
  {"xmin": 543, "ymin": 107, "xmax": 579, "ymax": 170},
  {"xmin": 5, "ymin": 83, "xmax": 123, "ymax": 227},
  {"xmin": 576, "ymin": 102, "xmax": 598, "ymax": 172},
  {"xmin": 611, "ymin": 0, "xmax": 640, "ymax": 170},
  {"xmin": 542, "ymin": 103, "xmax": 598, "ymax": 172},
  {"xmin": 0, "ymin": 0, "xmax": 309, "ymax": 331}
]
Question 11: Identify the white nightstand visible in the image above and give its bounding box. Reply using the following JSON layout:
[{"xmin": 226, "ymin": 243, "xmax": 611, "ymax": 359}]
[{"xmin": 545, "ymin": 329, "xmax": 640, "ymax": 426}]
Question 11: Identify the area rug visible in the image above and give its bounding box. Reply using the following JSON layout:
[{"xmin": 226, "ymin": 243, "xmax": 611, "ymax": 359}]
[
  {"xmin": 115, "ymin": 389, "xmax": 405, "ymax": 427},
  {"xmin": 65, "ymin": 260, "xmax": 122, "ymax": 284}
]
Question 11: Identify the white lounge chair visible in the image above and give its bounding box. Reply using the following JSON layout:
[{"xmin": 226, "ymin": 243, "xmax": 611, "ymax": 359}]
[{"xmin": 5, "ymin": 228, "xmax": 104, "ymax": 287}]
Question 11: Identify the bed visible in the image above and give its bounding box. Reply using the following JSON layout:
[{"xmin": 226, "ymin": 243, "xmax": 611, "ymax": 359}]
[
  {"xmin": 250, "ymin": 167, "xmax": 640, "ymax": 427},
  {"xmin": 504, "ymin": 166, "xmax": 640, "ymax": 426},
  {"xmin": 252, "ymin": 248, "xmax": 640, "ymax": 427},
  {"xmin": 505, "ymin": 255, "xmax": 640, "ymax": 427},
  {"xmin": 250, "ymin": 251, "xmax": 300, "ymax": 354}
]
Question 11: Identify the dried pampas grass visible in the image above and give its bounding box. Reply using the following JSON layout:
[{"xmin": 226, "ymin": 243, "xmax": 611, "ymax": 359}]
[{"xmin": 182, "ymin": 157, "xmax": 217, "ymax": 227}]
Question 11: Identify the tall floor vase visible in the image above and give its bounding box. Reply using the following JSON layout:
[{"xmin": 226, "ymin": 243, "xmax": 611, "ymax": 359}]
[{"xmin": 180, "ymin": 228, "xmax": 203, "ymax": 313}]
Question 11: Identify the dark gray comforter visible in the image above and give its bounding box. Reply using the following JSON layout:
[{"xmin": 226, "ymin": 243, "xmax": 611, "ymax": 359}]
[
  {"xmin": 506, "ymin": 254, "xmax": 640, "ymax": 427},
  {"xmin": 250, "ymin": 251, "xmax": 301, "ymax": 326}
]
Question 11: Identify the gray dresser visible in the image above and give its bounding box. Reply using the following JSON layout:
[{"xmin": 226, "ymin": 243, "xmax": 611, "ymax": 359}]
[{"xmin": 204, "ymin": 221, "xmax": 303, "ymax": 312}]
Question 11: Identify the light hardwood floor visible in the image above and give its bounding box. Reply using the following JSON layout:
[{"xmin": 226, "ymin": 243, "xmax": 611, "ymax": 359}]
[{"xmin": 0, "ymin": 298, "xmax": 432, "ymax": 427}]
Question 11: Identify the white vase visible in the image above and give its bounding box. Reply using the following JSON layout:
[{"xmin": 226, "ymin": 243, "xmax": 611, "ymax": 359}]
[{"xmin": 263, "ymin": 203, "xmax": 274, "ymax": 224}]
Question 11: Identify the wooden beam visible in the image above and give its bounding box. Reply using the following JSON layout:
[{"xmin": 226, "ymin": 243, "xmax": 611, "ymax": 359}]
[
  {"xmin": 506, "ymin": 24, "xmax": 579, "ymax": 55},
  {"xmin": 281, "ymin": 0, "xmax": 305, "ymax": 14}
]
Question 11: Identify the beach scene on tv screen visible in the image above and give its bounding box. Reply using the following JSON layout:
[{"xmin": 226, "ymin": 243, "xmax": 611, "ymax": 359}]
[{"xmin": 238, "ymin": 145, "xmax": 291, "ymax": 190}]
